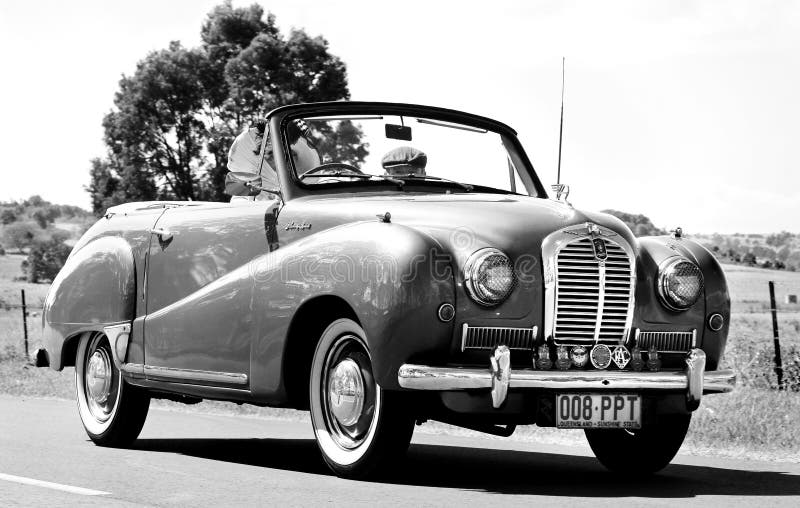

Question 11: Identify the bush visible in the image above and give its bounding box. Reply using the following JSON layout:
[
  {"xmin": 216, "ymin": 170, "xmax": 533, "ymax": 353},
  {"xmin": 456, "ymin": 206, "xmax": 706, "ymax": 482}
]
[
  {"xmin": 31, "ymin": 207, "xmax": 59, "ymax": 229},
  {"xmin": 1, "ymin": 209, "xmax": 16, "ymax": 225},
  {"xmin": 49, "ymin": 228, "xmax": 72, "ymax": 244},
  {"xmin": 2, "ymin": 222, "xmax": 39, "ymax": 251},
  {"xmin": 0, "ymin": 245, "xmax": 5, "ymax": 256},
  {"xmin": 22, "ymin": 239, "xmax": 71, "ymax": 283}
]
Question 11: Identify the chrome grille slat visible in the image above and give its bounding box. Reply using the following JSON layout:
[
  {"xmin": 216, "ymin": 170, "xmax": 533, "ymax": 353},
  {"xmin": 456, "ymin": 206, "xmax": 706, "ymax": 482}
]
[
  {"xmin": 461, "ymin": 324, "xmax": 538, "ymax": 351},
  {"xmin": 635, "ymin": 329, "xmax": 696, "ymax": 353},
  {"xmin": 553, "ymin": 235, "xmax": 635, "ymax": 345}
]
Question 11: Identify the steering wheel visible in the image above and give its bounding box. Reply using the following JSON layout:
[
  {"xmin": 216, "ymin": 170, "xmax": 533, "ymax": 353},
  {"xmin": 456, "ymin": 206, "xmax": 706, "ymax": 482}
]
[{"xmin": 301, "ymin": 162, "xmax": 363, "ymax": 176}]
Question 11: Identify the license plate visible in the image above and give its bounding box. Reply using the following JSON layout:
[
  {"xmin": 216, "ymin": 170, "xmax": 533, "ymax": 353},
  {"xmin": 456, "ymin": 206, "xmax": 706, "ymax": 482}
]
[{"xmin": 556, "ymin": 394, "xmax": 641, "ymax": 429}]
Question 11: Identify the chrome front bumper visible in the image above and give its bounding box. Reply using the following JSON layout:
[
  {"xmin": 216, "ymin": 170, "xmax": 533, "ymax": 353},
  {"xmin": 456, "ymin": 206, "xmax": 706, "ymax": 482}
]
[{"xmin": 398, "ymin": 347, "xmax": 735, "ymax": 409}]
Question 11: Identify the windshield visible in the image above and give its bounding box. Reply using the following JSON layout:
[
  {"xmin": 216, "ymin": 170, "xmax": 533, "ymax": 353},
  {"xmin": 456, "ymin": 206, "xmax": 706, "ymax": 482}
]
[{"xmin": 284, "ymin": 114, "xmax": 537, "ymax": 195}]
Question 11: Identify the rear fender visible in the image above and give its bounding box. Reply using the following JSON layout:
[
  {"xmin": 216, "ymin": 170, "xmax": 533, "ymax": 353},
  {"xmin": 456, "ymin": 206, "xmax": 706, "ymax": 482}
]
[{"xmin": 42, "ymin": 236, "xmax": 137, "ymax": 370}]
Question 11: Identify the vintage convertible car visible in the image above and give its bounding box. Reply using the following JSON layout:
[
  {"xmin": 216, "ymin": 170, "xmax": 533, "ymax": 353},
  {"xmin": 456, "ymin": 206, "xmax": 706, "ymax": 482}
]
[{"xmin": 39, "ymin": 101, "xmax": 735, "ymax": 479}]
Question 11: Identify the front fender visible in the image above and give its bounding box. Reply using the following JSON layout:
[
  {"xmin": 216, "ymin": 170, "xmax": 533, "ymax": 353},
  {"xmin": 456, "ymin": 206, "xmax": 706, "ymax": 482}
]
[
  {"xmin": 635, "ymin": 235, "xmax": 729, "ymax": 369},
  {"xmin": 250, "ymin": 220, "xmax": 455, "ymax": 394},
  {"xmin": 42, "ymin": 236, "xmax": 137, "ymax": 370}
]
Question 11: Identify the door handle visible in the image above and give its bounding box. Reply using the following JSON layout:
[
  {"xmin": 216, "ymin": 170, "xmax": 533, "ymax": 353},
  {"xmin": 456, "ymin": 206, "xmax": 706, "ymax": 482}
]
[{"xmin": 148, "ymin": 227, "xmax": 173, "ymax": 242}]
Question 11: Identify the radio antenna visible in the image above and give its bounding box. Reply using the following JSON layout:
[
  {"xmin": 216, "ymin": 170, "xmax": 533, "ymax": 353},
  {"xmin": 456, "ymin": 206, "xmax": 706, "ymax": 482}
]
[{"xmin": 556, "ymin": 57, "xmax": 565, "ymax": 185}]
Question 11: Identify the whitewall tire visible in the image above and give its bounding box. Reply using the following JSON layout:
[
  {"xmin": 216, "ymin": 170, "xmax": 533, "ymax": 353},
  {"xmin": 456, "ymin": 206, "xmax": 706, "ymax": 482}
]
[
  {"xmin": 75, "ymin": 331, "xmax": 150, "ymax": 446},
  {"xmin": 309, "ymin": 319, "xmax": 414, "ymax": 479}
]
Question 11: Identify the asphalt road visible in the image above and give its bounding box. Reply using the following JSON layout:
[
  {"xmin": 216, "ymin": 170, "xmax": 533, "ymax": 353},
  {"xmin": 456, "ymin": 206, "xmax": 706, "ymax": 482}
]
[{"xmin": 1, "ymin": 396, "xmax": 799, "ymax": 507}]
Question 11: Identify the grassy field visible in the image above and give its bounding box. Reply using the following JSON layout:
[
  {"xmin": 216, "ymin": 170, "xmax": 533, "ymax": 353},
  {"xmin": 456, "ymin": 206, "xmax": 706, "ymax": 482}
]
[{"xmin": 1, "ymin": 254, "xmax": 799, "ymax": 461}]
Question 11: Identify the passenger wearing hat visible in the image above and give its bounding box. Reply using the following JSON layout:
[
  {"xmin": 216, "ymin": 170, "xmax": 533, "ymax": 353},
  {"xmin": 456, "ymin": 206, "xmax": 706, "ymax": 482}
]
[{"xmin": 381, "ymin": 146, "xmax": 427, "ymax": 176}]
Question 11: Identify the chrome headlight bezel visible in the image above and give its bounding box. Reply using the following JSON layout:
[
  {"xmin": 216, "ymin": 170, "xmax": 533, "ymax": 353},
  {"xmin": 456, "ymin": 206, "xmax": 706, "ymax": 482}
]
[
  {"xmin": 657, "ymin": 257, "xmax": 704, "ymax": 311},
  {"xmin": 463, "ymin": 248, "xmax": 515, "ymax": 306}
]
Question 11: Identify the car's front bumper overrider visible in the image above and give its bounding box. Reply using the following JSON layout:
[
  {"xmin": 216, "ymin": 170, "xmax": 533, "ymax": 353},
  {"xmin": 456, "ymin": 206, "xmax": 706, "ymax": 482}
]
[{"xmin": 398, "ymin": 347, "xmax": 735, "ymax": 410}]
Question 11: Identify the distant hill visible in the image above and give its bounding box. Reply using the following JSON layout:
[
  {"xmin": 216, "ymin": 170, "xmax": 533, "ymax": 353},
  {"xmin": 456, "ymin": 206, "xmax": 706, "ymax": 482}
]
[
  {"xmin": 602, "ymin": 209, "xmax": 798, "ymax": 272},
  {"xmin": 0, "ymin": 196, "xmax": 92, "ymax": 254}
]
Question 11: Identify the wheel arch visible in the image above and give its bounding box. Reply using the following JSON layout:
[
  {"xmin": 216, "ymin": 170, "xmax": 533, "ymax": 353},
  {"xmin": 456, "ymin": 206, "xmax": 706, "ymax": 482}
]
[{"xmin": 282, "ymin": 294, "xmax": 359, "ymax": 409}]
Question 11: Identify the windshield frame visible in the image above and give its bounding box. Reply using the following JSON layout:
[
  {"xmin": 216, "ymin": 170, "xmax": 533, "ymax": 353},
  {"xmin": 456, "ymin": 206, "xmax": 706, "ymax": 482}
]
[{"xmin": 267, "ymin": 102, "xmax": 548, "ymax": 201}]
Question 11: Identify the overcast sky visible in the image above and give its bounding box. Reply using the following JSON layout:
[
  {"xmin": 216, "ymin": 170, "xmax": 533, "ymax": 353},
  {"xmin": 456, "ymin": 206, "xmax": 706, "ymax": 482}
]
[{"xmin": 0, "ymin": 0, "xmax": 797, "ymax": 233}]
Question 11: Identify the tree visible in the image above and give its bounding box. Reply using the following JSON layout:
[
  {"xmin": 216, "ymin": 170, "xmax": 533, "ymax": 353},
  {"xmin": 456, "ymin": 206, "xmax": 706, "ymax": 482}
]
[
  {"xmin": 766, "ymin": 231, "xmax": 793, "ymax": 248},
  {"xmin": 23, "ymin": 239, "xmax": 71, "ymax": 283},
  {"xmin": 601, "ymin": 210, "xmax": 666, "ymax": 237},
  {"xmin": 23, "ymin": 195, "xmax": 45, "ymax": 207},
  {"xmin": 31, "ymin": 208, "xmax": 53, "ymax": 229},
  {"xmin": 2, "ymin": 222, "xmax": 38, "ymax": 252},
  {"xmin": 743, "ymin": 252, "xmax": 757, "ymax": 266},
  {"xmin": 88, "ymin": 1, "xmax": 354, "ymax": 213},
  {"xmin": 1, "ymin": 209, "xmax": 16, "ymax": 225}
]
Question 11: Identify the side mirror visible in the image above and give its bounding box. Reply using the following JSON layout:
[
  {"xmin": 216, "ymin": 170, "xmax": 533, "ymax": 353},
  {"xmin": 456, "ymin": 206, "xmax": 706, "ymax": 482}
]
[{"xmin": 225, "ymin": 172, "xmax": 281, "ymax": 198}]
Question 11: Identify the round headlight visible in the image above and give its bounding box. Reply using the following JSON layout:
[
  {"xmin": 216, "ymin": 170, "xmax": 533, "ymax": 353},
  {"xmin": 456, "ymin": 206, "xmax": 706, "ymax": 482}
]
[
  {"xmin": 657, "ymin": 258, "xmax": 704, "ymax": 311},
  {"xmin": 464, "ymin": 248, "xmax": 515, "ymax": 306}
]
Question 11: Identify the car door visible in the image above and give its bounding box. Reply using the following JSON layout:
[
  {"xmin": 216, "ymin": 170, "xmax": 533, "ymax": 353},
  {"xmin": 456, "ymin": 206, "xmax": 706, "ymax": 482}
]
[{"xmin": 143, "ymin": 201, "xmax": 280, "ymax": 387}]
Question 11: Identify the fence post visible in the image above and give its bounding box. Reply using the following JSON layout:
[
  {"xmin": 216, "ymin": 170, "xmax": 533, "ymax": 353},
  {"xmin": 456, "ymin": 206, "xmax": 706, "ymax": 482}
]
[
  {"xmin": 768, "ymin": 281, "xmax": 784, "ymax": 390},
  {"xmin": 21, "ymin": 289, "xmax": 29, "ymax": 360}
]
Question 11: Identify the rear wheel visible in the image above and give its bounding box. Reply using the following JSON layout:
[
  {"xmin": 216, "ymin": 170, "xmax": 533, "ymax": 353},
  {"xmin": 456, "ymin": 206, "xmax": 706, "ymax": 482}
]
[
  {"xmin": 584, "ymin": 413, "xmax": 691, "ymax": 474},
  {"xmin": 75, "ymin": 332, "xmax": 150, "ymax": 446},
  {"xmin": 309, "ymin": 319, "xmax": 414, "ymax": 479}
]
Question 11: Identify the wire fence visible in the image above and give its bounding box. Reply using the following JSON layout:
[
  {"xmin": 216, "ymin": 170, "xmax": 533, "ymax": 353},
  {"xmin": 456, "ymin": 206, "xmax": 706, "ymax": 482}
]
[{"xmin": 2, "ymin": 282, "xmax": 800, "ymax": 391}]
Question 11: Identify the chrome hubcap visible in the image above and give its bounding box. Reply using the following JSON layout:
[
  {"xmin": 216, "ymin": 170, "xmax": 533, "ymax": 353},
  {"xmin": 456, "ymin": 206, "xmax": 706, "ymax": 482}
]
[
  {"xmin": 81, "ymin": 334, "xmax": 119, "ymax": 423},
  {"xmin": 87, "ymin": 350, "xmax": 112, "ymax": 404},
  {"xmin": 322, "ymin": 334, "xmax": 376, "ymax": 450},
  {"xmin": 328, "ymin": 359, "xmax": 365, "ymax": 427}
]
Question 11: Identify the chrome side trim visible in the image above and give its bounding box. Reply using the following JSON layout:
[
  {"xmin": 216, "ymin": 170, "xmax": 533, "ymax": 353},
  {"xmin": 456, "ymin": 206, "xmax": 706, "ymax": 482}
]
[
  {"xmin": 121, "ymin": 362, "xmax": 144, "ymax": 376},
  {"xmin": 121, "ymin": 364, "xmax": 248, "ymax": 385}
]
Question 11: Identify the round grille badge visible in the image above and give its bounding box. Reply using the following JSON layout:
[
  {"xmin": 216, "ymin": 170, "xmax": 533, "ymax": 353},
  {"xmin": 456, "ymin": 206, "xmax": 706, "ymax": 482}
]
[
  {"xmin": 570, "ymin": 346, "xmax": 588, "ymax": 368},
  {"xmin": 590, "ymin": 344, "xmax": 612, "ymax": 369}
]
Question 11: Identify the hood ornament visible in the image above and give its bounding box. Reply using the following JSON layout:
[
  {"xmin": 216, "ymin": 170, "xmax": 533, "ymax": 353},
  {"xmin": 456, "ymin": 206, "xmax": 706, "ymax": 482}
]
[{"xmin": 564, "ymin": 222, "xmax": 618, "ymax": 238}]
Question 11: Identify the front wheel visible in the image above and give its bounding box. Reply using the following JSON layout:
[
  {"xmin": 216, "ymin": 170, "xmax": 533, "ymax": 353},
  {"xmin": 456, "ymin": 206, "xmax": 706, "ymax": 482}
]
[
  {"xmin": 584, "ymin": 413, "xmax": 691, "ymax": 475},
  {"xmin": 75, "ymin": 331, "xmax": 150, "ymax": 446},
  {"xmin": 309, "ymin": 319, "xmax": 415, "ymax": 479}
]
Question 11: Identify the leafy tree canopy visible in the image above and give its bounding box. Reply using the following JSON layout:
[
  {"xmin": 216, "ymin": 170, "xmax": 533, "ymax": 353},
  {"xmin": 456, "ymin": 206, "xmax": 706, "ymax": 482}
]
[
  {"xmin": 601, "ymin": 209, "xmax": 666, "ymax": 237},
  {"xmin": 88, "ymin": 1, "xmax": 353, "ymax": 214}
]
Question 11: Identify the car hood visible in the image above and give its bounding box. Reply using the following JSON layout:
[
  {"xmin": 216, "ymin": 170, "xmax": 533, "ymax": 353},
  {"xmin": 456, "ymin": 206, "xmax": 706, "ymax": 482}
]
[{"xmin": 285, "ymin": 192, "xmax": 637, "ymax": 258}]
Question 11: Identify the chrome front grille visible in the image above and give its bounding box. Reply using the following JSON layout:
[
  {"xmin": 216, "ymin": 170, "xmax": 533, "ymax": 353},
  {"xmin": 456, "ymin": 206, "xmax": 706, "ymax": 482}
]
[
  {"xmin": 553, "ymin": 237, "xmax": 634, "ymax": 345},
  {"xmin": 461, "ymin": 324, "xmax": 538, "ymax": 351},
  {"xmin": 635, "ymin": 330, "xmax": 696, "ymax": 353}
]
